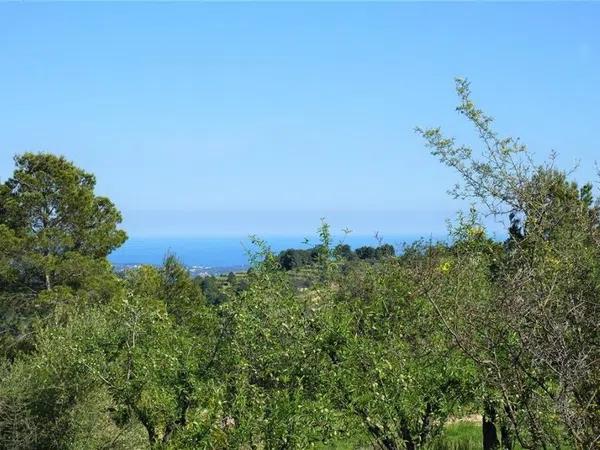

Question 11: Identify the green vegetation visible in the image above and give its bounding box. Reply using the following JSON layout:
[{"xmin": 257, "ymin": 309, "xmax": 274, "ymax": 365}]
[
  {"xmin": 277, "ymin": 243, "xmax": 395, "ymax": 271},
  {"xmin": 1, "ymin": 80, "xmax": 598, "ymax": 449},
  {"xmin": 433, "ymin": 422, "xmax": 482, "ymax": 450}
]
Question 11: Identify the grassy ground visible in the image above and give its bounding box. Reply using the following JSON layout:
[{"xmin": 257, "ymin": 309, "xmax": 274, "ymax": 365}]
[
  {"xmin": 321, "ymin": 420, "xmax": 535, "ymax": 450},
  {"xmin": 319, "ymin": 421, "xmax": 501, "ymax": 449},
  {"xmin": 429, "ymin": 422, "xmax": 482, "ymax": 450}
]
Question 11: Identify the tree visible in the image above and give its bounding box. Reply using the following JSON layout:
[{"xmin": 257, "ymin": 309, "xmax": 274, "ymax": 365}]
[
  {"xmin": 227, "ymin": 271, "xmax": 236, "ymax": 285},
  {"xmin": 375, "ymin": 244, "xmax": 395, "ymax": 259},
  {"xmin": 355, "ymin": 246, "xmax": 377, "ymax": 260},
  {"xmin": 333, "ymin": 243, "xmax": 354, "ymax": 260},
  {"xmin": 197, "ymin": 276, "xmax": 228, "ymax": 305},
  {"xmin": 0, "ymin": 258, "xmax": 223, "ymax": 449},
  {"xmin": 219, "ymin": 239, "xmax": 342, "ymax": 449},
  {"xmin": 278, "ymin": 248, "xmax": 304, "ymax": 270},
  {"xmin": 353, "ymin": 244, "xmax": 395, "ymax": 261},
  {"xmin": 0, "ymin": 152, "xmax": 127, "ymax": 292},
  {"xmin": 1, "ymin": 153, "xmax": 127, "ymax": 360},
  {"xmin": 418, "ymin": 78, "xmax": 600, "ymax": 449},
  {"xmin": 321, "ymin": 257, "xmax": 474, "ymax": 450}
]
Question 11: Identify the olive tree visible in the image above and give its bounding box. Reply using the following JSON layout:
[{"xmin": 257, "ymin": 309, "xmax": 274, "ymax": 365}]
[
  {"xmin": 320, "ymin": 256, "xmax": 475, "ymax": 450},
  {"xmin": 418, "ymin": 79, "xmax": 600, "ymax": 449}
]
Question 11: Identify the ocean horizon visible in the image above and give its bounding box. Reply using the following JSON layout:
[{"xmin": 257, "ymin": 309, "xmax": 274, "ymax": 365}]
[{"xmin": 108, "ymin": 234, "xmax": 443, "ymax": 269}]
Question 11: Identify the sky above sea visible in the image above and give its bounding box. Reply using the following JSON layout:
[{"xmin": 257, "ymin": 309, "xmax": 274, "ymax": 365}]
[{"xmin": 1, "ymin": 3, "xmax": 598, "ymax": 237}]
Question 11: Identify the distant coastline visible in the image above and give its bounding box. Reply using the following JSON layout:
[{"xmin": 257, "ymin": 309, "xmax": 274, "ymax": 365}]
[
  {"xmin": 108, "ymin": 234, "xmax": 439, "ymax": 274},
  {"xmin": 112, "ymin": 262, "xmax": 250, "ymax": 277}
]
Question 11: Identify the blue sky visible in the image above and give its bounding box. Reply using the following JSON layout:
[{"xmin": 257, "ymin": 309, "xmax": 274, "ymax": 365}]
[{"xmin": 1, "ymin": 3, "xmax": 598, "ymax": 237}]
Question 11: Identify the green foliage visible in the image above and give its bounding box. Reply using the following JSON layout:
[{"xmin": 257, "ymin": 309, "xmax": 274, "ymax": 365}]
[
  {"xmin": 429, "ymin": 422, "xmax": 486, "ymax": 450},
  {"xmin": 355, "ymin": 244, "xmax": 395, "ymax": 260},
  {"xmin": 418, "ymin": 78, "xmax": 600, "ymax": 449},
  {"xmin": 333, "ymin": 244, "xmax": 355, "ymax": 261},
  {"xmin": 0, "ymin": 152, "xmax": 126, "ymax": 293},
  {"xmin": 197, "ymin": 275, "xmax": 229, "ymax": 305},
  {"xmin": 0, "ymin": 257, "xmax": 222, "ymax": 449},
  {"xmin": 0, "ymin": 304, "xmax": 146, "ymax": 449},
  {"xmin": 0, "ymin": 153, "xmax": 126, "ymax": 361},
  {"xmin": 277, "ymin": 227, "xmax": 395, "ymax": 272},
  {"xmin": 217, "ymin": 236, "xmax": 344, "ymax": 449},
  {"xmin": 321, "ymin": 259, "xmax": 475, "ymax": 450},
  {"xmin": 3, "ymin": 81, "xmax": 600, "ymax": 450}
]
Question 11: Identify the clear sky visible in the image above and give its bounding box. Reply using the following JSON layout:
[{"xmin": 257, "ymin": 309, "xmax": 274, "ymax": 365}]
[{"xmin": 1, "ymin": 2, "xmax": 598, "ymax": 237}]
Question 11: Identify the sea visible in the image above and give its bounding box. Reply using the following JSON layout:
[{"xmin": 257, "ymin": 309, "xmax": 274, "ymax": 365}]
[{"xmin": 108, "ymin": 234, "xmax": 439, "ymax": 276}]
